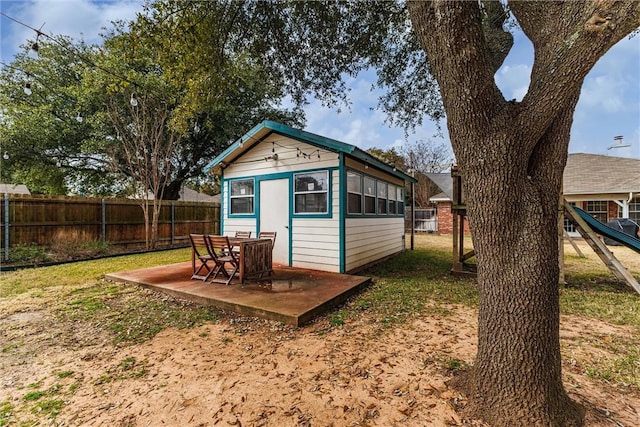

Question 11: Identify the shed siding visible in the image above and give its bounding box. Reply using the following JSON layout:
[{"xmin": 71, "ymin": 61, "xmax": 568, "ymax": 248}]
[
  {"xmin": 220, "ymin": 180, "xmax": 256, "ymax": 236},
  {"xmin": 290, "ymin": 170, "xmax": 340, "ymax": 272},
  {"xmin": 223, "ymin": 135, "xmax": 339, "ymax": 179},
  {"xmin": 345, "ymin": 217, "xmax": 404, "ymax": 271}
]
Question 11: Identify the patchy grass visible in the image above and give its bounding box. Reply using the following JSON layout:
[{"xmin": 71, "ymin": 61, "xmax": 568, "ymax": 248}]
[
  {"xmin": 1, "ymin": 248, "xmax": 220, "ymax": 355},
  {"xmin": 0, "ymin": 400, "xmax": 14, "ymax": 426},
  {"xmin": 1, "ymin": 231, "xmax": 639, "ymax": 425},
  {"xmin": 352, "ymin": 242, "xmax": 478, "ymax": 326},
  {"xmin": 0, "ymin": 248, "xmax": 191, "ymax": 299}
]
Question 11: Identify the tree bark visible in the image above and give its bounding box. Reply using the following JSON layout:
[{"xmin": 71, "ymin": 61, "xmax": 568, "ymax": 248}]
[{"xmin": 408, "ymin": 1, "xmax": 640, "ymax": 425}]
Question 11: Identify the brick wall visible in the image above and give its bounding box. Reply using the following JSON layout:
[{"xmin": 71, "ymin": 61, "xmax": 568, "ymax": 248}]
[
  {"xmin": 608, "ymin": 201, "xmax": 620, "ymax": 220},
  {"xmin": 436, "ymin": 201, "xmax": 471, "ymax": 235}
]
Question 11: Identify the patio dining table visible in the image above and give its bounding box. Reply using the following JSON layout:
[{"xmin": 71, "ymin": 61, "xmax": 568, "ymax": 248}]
[{"xmin": 228, "ymin": 237, "xmax": 273, "ymax": 284}]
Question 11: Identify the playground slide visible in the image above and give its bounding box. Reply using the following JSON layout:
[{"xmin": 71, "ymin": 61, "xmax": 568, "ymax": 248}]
[{"xmin": 572, "ymin": 206, "xmax": 640, "ymax": 254}]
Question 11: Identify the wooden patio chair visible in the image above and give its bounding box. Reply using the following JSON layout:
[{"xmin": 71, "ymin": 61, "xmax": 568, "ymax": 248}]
[
  {"xmin": 258, "ymin": 231, "xmax": 277, "ymax": 248},
  {"xmin": 189, "ymin": 234, "xmax": 213, "ymax": 281},
  {"xmin": 205, "ymin": 235, "xmax": 239, "ymax": 285},
  {"xmin": 230, "ymin": 231, "xmax": 252, "ymax": 255}
]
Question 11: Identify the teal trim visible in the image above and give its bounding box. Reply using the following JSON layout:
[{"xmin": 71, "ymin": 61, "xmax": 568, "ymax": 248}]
[
  {"xmin": 204, "ymin": 121, "xmax": 268, "ymax": 173},
  {"xmin": 339, "ymin": 153, "xmax": 346, "ymax": 273},
  {"xmin": 204, "ymin": 120, "xmax": 417, "ymax": 183},
  {"xmin": 344, "ymin": 168, "xmax": 407, "ymax": 218},
  {"xmin": 219, "ymin": 172, "xmax": 225, "ymax": 233},
  {"xmin": 288, "ymin": 178, "xmax": 293, "ymax": 266}
]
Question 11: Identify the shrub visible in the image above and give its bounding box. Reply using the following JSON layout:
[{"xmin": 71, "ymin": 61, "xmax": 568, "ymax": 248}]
[
  {"xmin": 48, "ymin": 229, "xmax": 109, "ymax": 260},
  {"xmin": 8, "ymin": 243, "xmax": 50, "ymax": 264}
]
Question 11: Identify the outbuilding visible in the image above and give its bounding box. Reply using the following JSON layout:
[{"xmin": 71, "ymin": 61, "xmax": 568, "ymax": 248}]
[{"xmin": 205, "ymin": 120, "xmax": 416, "ymax": 273}]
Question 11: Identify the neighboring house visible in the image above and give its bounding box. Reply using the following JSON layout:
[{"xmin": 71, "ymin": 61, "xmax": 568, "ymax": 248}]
[
  {"xmin": 178, "ymin": 186, "xmax": 219, "ymax": 203},
  {"xmin": 563, "ymin": 153, "xmax": 640, "ymax": 235},
  {"xmin": 131, "ymin": 187, "xmax": 219, "ymax": 203},
  {"xmin": 0, "ymin": 183, "xmax": 30, "ymax": 195},
  {"xmin": 424, "ymin": 172, "xmax": 471, "ymax": 235},
  {"xmin": 427, "ymin": 153, "xmax": 640, "ymax": 235},
  {"xmin": 205, "ymin": 120, "xmax": 417, "ymax": 273}
]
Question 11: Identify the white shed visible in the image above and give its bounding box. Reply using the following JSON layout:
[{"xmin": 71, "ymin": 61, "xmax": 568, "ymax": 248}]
[{"xmin": 205, "ymin": 121, "xmax": 416, "ymax": 273}]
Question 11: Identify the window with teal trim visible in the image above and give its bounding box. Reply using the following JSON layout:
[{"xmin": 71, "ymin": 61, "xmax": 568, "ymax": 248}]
[
  {"xmin": 294, "ymin": 170, "xmax": 328, "ymax": 214},
  {"xmin": 364, "ymin": 176, "xmax": 376, "ymax": 214},
  {"xmin": 347, "ymin": 171, "xmax": 362, "ymax": 214},
  {"xmin": 377, "ymin": 180, "xmax": 387, "ymax": 214},
  {"xmin": 230, "ymin": 178, "xmax": 254, "ymax": 214}
]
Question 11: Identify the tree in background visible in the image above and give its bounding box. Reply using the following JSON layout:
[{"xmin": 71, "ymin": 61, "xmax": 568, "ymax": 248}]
[
  {"xmin": 0, "ymin": 37, "xmax": 120, "ymax": 194},
  {"xmin": 108, "ymin": 3, "xmax": 304, "ymax": 199},
  {"xmin": 367, "ymin": 141, "xmax": 453, "ymax": 208},
  {"xmin": 0, "ymin": 3, "xmax": 304, "ymax": 198},
  {"xmin": 400, "ymin": 139, "xmax": 452, "ymax": 207},
  {"xmin": 105, "ymin": 89, "xmax": 179, "ymax": 249}
]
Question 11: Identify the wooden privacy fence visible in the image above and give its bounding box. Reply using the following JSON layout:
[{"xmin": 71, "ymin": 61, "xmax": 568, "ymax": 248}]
[{"xmin": 1, "ymin": 194, "xmax": 220, "ymax": 260}]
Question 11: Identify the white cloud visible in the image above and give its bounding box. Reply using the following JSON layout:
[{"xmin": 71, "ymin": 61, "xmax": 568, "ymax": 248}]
[
  {"xmin": 580, "ymin": 74, "xmax": 630, "ymax": 114},
  {"xmin": 495, "ymin": 64, "xmax": 531, "ymax": 101}
]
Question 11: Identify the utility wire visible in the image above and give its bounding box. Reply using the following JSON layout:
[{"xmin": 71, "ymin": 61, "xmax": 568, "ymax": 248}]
[{"xmin": 0, "ymin": 11, "xmax": 139, "ymax": 88}]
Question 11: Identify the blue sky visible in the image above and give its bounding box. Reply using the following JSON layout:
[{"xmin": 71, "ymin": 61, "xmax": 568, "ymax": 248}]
[{"xmin": 2, "ymin": 0, "xmax": 639, "ymax": 159}]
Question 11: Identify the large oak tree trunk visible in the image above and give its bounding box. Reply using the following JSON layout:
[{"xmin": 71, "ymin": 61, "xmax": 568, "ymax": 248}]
[
  {"xmin": 456, "ymin": 95, "xmax": 584, "ymax": 426},
  {"xmin": 407, "ymin": 1, "xmax": 640, "ymax": 425}
]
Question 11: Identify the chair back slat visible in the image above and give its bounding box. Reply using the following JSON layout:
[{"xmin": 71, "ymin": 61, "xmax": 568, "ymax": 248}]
[
  {"xmin": 235, "ymin": 231, "xmax": 252, "ymax": 239},
  {"xmin": 258, "ymin": 231, "xmax": 277, "ymax": 248},
  {"xmin": 207, "ymin": 235, "xmax": 235, "ymax": 260},
  {"xmin": 189, "ymin": 234, "xmax": 208, "ymax": 256}
]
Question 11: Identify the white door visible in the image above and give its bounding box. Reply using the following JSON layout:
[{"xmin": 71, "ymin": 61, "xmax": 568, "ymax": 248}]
[{"xmin": 260, "ymin": 179, "xmax": 290, "ymax": 265}]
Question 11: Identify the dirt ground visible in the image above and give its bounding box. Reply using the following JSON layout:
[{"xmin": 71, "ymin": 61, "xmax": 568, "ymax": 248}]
[
  {"xmin": 2, "ymin": 304, "xmax": 639, "ymax": 426},
  {"xmin": 1, "ymin": 236, "xmax": 640, "ymax": 426}
]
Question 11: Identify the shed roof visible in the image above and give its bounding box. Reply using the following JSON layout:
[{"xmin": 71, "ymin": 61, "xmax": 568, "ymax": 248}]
[
  {"xmin": 205, "ymin": 120, "xmax": 416, "ymax": 183},
  {"xmin": 564, "ymin": 153, "xmax": 640, "ymax": 195}
]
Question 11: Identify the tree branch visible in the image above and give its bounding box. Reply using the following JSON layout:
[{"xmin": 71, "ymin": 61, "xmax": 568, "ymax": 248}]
[
  {"xmin": 408, "ymin": 1, "xmax": 506, "ymax": 140},
  {"xmin": 512, "ymin": 0, "xmax": 640, "ymax": 142}
]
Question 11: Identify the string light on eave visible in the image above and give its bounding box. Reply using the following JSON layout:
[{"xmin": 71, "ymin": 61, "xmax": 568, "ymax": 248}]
[
  {"xmin": 24, "ymin": 81, "xmax": 32, "ymax": 95},
  {"xmin": 76, "ymin": 111, "xmax": 83, "ymax": 123},
  {"xmin": 129, "ymin": 93, "xmax": 138, "ymax": 107}
]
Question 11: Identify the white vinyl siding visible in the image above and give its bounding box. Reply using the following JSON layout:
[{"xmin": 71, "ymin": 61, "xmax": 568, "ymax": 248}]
[
  {"xmin": 345, "ymin": 217, "xmax": 405, "ymax": 272},
  {"xmin": 290, "ymin": 170, "xmax": 340, "ymax": 272},
  {"xmin": 222, "ymin": 136, "xmax": 339, "ymax": 179}
]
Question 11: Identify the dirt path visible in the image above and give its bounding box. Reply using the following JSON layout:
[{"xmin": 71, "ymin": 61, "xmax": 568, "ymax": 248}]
[{"xmin": 2, "ymin": 304, "xmax": 638, "ymax": 426}]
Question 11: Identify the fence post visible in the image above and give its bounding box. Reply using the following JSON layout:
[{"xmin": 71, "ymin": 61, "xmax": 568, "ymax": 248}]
[
  {"xmin": 4, "ymin": 193, "xmax": 9, "ymax": 261},
  {"xmin": 101, "ymin": 198, "xmax": 106, "ymax": 244},
  {"xmin": 171, "ymin": 202, "xmax": 175, "ymax": 245}
]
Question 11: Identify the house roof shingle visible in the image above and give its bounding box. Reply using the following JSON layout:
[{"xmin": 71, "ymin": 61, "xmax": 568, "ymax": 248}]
[
  {"xmin": 0, "ymin": 183, "xmax": 30, "ymax": 194},
  {"xmin": 426, "ymin": 153, "xmax": 640, "ymax": 202},
  {"xmin": 563, "ymin": 153, "xmax": 640, "ymax": 195}
]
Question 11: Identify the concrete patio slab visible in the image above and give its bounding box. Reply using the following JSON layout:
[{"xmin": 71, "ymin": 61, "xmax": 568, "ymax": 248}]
[{"xmin": 106, "ymin": 262, "xmax": 371, "ymax": 326}]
